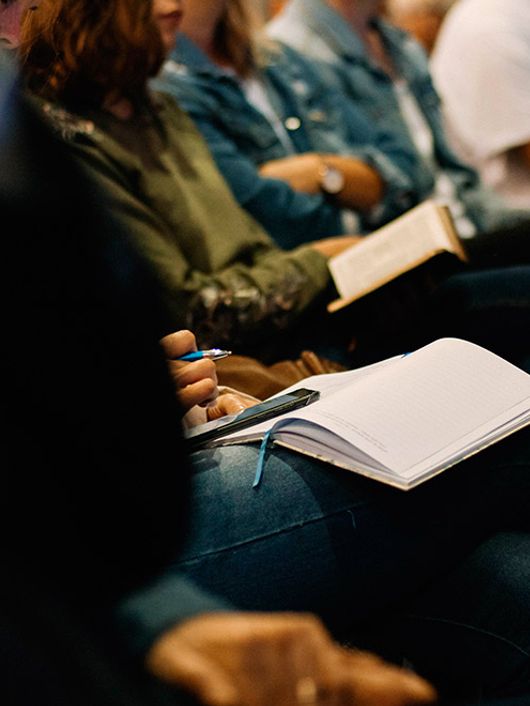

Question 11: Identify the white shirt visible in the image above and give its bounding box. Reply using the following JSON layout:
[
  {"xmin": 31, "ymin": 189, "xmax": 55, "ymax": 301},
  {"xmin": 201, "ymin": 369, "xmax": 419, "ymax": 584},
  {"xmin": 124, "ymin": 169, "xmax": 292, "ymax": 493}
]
[
  {"xmin": 393, "ymin": 79, "xmax": 476, "ymax": 237},
  {"xmin": 431, "ymin": 0, "xmax": 530, "ymax": 208}
]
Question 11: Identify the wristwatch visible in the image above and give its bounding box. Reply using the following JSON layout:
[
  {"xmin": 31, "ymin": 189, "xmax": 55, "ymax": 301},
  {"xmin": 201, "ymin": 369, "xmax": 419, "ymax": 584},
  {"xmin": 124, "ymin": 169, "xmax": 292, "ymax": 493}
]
[{"xmin": 318, "ymin": 161, "xmax": 345, "ymax": 195}]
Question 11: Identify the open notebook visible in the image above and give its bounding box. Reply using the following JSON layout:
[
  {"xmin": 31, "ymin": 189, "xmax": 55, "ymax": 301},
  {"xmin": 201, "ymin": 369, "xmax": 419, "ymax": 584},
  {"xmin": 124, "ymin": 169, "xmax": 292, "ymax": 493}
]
[{"xmin": 213, "ymin": 339, "xmax": 530, "ymax": 490}]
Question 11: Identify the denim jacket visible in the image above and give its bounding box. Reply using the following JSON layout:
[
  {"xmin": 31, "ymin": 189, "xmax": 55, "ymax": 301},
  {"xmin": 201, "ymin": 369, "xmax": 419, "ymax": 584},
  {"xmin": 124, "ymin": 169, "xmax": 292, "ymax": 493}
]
[
  {"xmin": 154, "ymin": 34, "xmax": 419, "ymax": 249},
  {"xmin": 269, "ymin": 0, "xmax": 521, "ymax": 233}
]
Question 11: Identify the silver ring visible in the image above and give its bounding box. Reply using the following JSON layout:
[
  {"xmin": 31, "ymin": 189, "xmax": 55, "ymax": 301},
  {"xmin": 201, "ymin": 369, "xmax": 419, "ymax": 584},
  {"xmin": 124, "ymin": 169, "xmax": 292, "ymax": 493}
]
[{"xmin": 296, "ymin": 677, "xmax": 318, "ymax": 705}]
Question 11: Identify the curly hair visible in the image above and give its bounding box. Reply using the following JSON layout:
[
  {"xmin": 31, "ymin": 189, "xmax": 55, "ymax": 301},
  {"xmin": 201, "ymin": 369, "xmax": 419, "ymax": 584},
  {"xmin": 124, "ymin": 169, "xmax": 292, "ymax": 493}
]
[{"xmin": 20, "ymin": 0, "xmax": 165, "ymax": 105}]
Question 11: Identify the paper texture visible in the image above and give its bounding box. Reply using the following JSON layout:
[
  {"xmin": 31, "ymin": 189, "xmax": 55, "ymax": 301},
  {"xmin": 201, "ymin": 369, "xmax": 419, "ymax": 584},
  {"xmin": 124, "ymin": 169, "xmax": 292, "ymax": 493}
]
[
  {"xmin": 220, "ymin": 339, "xmax": 530, "ymax": 490},
  {"xmin": 328, "ymin": 200, "xmax": 466, "ymax": 310}
]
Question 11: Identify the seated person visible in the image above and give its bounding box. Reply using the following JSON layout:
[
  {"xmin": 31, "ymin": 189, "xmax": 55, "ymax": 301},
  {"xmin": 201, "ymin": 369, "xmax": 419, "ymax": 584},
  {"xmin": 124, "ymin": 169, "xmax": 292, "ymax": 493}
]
[
  {"xmin": 0, "ymin": 45, "xmax": 434, "ymax": 706},
  {"xmin": 431, "ymin": 0, "xmax": 530, "ymax": 210},
  {"xmin": 142, "ymin": 327, "xmax": 530, "ymax": 703},
  {"xmin": 19, "ymin": 0, "xmax": 530, "ymax": 377},
  {"xmin": 19, "ymin": 0, "xmax": 367, "ymax": 367},
  {"xmin": 154, "ymin": 0, "xmax": 421, "ymax": 249},
  {"xmin": 268, "ymin": 0, "xmax": 529, "ymax": 239},
  {"xmin": 6, "ymin": 3, "xmax": 530, "ymax": 703}
]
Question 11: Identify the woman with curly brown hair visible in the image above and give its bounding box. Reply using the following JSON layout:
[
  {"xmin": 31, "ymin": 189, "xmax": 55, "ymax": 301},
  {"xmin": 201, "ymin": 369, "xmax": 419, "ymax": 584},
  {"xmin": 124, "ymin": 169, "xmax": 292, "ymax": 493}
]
[
  {"xmin": 21, "ymin": 0, "xmax": 166, "ymax": 106},
  {"xmin": 20, "ymin": 0, "xmax": 361, "ymax": 363}
]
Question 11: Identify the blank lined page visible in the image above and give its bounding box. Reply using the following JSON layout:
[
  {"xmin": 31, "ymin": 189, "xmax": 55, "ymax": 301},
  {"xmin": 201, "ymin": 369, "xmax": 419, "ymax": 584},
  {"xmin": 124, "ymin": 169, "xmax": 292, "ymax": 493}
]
[{"xmin": 291, "ymin": 339, "xmax": 530, "ymax": 476}]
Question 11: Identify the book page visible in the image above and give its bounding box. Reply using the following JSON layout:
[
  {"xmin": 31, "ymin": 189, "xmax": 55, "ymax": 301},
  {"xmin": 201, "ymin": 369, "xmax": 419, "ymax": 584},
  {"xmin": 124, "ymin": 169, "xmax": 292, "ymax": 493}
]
[
  {"xmin": 265, "ymin": 354, "xmax": 402, "ymax": 400},
  {"xmin": 329, "ymin": 200, "xmax": 459, "ymax": 301},
  {"xmin": 404, "ymin": 409, "xmax": 530, "ymax": 484},
  {"xmin": 223, "ymin": 339, "xmax": 530, "ymax": 481},
  {"xmin": 286, "ymin": 339, "xmax": 530, "ymax": 477},
  {"xmin": 218, "ymin": 355, "xmax": 403, "ymax": 443}
]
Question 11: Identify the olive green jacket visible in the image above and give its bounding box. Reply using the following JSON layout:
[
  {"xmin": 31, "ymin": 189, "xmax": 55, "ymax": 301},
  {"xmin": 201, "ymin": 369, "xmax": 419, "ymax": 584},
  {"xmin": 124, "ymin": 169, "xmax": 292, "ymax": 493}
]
[{"xmin": 38, "ymin": 94, "xmax": 330, "ymax": 350}]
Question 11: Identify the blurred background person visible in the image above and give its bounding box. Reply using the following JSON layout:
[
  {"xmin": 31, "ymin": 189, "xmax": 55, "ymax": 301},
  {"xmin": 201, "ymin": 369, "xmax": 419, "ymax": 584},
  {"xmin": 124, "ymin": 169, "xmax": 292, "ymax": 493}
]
[
  {"xmin": 269, "ymin": 0, "xmax": 528, "ymax": 240},
  {"xmin": 156, "ymin": 0, "xmax": 420, "ymax": 250},
  {"xmin": 385, "ymin": 0, "xmax": 458, "ymax": 54},
  {"xmin": 20, "ymin": 0, "xmax": 364, "ymax": 363},
  {"xmin": 18, "ymin": 0, "xmax": 530, "ymax": 374},
  {"xmin": 0, "ymin": 6, "xmax": 436, "ymax": 706},
  {"xmin": 431, "ymin": 0, "xmax": 530, "ymax": 210}
]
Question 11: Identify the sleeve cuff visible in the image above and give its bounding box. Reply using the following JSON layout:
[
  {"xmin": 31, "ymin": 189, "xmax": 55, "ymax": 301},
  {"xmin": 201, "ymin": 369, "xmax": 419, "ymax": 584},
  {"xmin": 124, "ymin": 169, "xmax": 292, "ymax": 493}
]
[{"xmin": 116, "ymin": 572, "xmax": 232, "ymax": 658}]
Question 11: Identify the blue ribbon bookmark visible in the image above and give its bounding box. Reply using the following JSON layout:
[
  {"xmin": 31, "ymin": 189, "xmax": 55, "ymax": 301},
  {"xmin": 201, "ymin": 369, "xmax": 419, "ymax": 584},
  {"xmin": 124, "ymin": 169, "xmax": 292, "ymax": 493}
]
[{"xmin": 253, "ymin": 419, "xmax": 296, "ymax": 488}]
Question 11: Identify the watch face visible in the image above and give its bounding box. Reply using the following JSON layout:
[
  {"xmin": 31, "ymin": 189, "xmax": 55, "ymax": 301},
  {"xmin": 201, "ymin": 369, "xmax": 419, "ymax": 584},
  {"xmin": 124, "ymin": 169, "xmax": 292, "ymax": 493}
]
[{"xmin": 321, "ymin": 165, "xmax": 345, "ymax": 194}]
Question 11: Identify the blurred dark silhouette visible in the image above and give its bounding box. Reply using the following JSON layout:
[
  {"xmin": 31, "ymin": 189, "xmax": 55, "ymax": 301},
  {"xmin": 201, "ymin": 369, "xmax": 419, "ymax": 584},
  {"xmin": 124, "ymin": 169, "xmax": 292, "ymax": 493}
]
[{"xmin": 0, "ymin": 60, "xmax": 192, "ymax": 706}]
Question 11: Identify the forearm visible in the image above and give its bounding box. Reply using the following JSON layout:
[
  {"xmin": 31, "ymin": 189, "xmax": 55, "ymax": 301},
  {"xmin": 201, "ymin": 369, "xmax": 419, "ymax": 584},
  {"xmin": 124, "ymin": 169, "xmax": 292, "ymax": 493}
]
[
  {"xmin": 125, "ymin": 216, "xmax": 331, "ymax": 345},
  {"xmin": 162, "ymin": 109, "xmax": 349, "ymax": 246},
  {"xmin": 323, "ymin": 154, "xmax": 384, "ymax": 210},
  {"xmin": 116, "ymin": 573, "xmax": 232, "ymax": 659},
  {"xmin": 241, "ymin": 178, "xmax": 351, "ymax": 247},
  {"xmin": 72, "ymin": 145, "xmax": 330, "ymax": 345},
  {"xmin": 125, "ymin": 226, "xmax": 330, "ymax": 349},
  {"xmin": 179, "ymin": 246, "xmax": 331, "ymax": 348},
  {"xmin": 259, "ymin": 153, "xmax": 383, "ymax": 211}
]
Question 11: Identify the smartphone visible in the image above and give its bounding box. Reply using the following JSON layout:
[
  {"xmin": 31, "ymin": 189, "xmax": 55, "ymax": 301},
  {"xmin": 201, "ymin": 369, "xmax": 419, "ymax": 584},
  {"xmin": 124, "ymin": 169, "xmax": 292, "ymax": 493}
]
[{"xmin": 185, "ymin": 388, "xmax": 320, "ymax": 449}]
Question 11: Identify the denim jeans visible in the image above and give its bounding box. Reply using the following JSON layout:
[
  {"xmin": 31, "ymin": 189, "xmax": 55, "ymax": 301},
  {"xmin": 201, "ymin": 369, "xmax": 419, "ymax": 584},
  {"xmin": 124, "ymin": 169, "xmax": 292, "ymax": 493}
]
[
  {"xmin": 331, "ymin": 263, "xmax": 530, "ymax": 375},
  {"xmin": 178, "ymin": 425, "xmax": 530, "ymax": 701},
  {"xmin": 426, "ymin": 265, "xmax": 530, "ymax": 373},
  {"xmin": 376, "ymin": 532, "xmax": 530, "ymax": 701}
]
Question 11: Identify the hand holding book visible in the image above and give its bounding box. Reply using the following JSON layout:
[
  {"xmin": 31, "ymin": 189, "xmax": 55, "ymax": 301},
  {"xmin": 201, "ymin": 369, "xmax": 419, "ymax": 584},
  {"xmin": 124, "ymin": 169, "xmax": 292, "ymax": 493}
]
[{"xmin": 327, "ymin": 200, "xmax": 467, "ymax": 312}]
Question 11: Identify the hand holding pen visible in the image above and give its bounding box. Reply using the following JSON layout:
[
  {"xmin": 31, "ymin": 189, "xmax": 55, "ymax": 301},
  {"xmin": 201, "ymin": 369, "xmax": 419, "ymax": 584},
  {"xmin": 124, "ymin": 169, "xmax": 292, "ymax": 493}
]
[
  {"xmin": 160, "ymin": 330, "xmax": 222, "ymax": 411},
  {"xmin": 177, "ymin": 348, "xmax": 232, "ymax": 362},
  {"xmin": 159, "ymin": 330, "xmax": 253, "ymax": 422}
]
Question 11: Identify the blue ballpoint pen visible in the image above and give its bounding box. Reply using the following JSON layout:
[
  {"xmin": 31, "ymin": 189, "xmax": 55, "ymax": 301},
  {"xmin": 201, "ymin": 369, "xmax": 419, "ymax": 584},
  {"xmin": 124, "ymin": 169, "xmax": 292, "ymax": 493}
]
[{"xmin": 178, "ymin": 348, "xmax": 232, "ymax": 362}]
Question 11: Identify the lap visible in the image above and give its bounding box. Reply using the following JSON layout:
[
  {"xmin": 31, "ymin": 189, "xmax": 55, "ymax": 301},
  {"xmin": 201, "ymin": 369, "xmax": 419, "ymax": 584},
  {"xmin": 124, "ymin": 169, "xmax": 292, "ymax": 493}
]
[
  {"xmin": 342, "ymin": 264, "xmax": 530, "ymax": 371},
  {"xmin": 178, "ymin": 428, "xmax": 530, "ymax": 626},
  {"xmin": 175, "ymin": 430, "xmax": 530, "ymax": 699},
  {"xmin": 360, "ymin": 532, "xmax": 530, "ymax": 700}
]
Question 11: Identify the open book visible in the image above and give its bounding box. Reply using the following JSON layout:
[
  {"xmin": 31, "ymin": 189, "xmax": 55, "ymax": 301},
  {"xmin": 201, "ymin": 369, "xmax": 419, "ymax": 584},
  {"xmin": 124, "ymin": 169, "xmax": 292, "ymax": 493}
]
[
  {"xmin": 214, "ymin": 339, "xmax": 530, "ymax": 490},
  {"xmin": 328, "ymin": 200, "xmax": 468, "ymax": 313}
]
